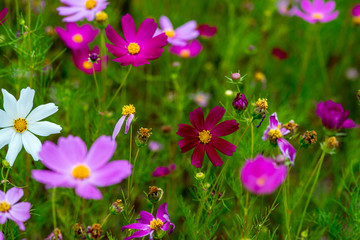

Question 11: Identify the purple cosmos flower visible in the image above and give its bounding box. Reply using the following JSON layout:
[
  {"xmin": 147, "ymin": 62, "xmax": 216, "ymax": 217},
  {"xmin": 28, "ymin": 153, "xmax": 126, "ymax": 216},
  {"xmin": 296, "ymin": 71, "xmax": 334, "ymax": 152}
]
[
  {"xmin": 112, "ymin": 104, "xmax": 136, "ymax": 139},
  {"xmin": 55, "ymin": 23, "xmax": 99, "ymax": 50},
  {"xmin": 232, "ymin": 93, "xmax": 248, "ymax": 111},
  {"xmin": 152, "ymin": 163, "xmax": 176, "ymax": 177},
  {"xmin": 148, "ymin": 141, "xmax": 163, "ymax": 152},
  {"xmin": 316, "ymin": 100, "xmax": 358, "ymax": 130},
  {"xmin": 296, "ymin": 0, "xmax": 339, "ymax": 24},
  {"xmin": 57, "ymin": 0, "xmax": 109, "ymax": 22},
  {"xmin": 31, "ymin": 135, "xmax": 132, "ymax": 200},
  {"xmin": 240, "ymin": 155, "xmax": 287, "ymax": 195},
  {"xmin": 0, "ymin": 187, "xmax": 31, "ymax": 231},
  {"xmin": 45, "ymin": 228, "xmax": 63, "ymax": 240},
  {"xmin": 154, "ymin": 16, "xmax": 199, "ymax": 46},
  {"xmin": 121, "ymin": 202, "xmax": 175, "ymax": 240},
  {"xmin": 352, "ymin": 5, "xmax": 360, "ymax": 24},
  {"xmin": 169, "ymin": 40, "xmax": 202, "ymax": 58},
  {"xmin": 0, "ymin": 8, "xmax": 8, "ymax": 26},
  {"xmin": 262, "ymin": 113, "xmax": 296, "ymax": 164},
  {"xmin": 72, "ymin": 46, "xmax": 107, "ymax": 75},
  {"xmin": 105, "ymin": 14, "xmax": 168, "ymax": 67},
  {"xmin": 197, "ymin": 24, "xmax": 217, "ymax": 38},
  {"xmin": 177, "ymin": 106, "xmax": 239, "ymax": 168},
  {"xmin": 277, "ymin": 0, "xmax": 299, "ymax": 16},
  {"xmin": 0, "ymin": 231, "xmax": 3, "ymax": 240},
  {"xmin": 189, "ymin": 91, "xmax": 211, "ymax": 107}
]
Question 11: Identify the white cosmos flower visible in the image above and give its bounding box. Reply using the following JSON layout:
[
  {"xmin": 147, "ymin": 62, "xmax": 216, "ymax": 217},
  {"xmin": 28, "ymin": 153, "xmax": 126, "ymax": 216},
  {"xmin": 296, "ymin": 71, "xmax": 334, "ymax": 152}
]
[{"xmin": 0, "ymin": 87, "xmax": 62, "ymax": 166}]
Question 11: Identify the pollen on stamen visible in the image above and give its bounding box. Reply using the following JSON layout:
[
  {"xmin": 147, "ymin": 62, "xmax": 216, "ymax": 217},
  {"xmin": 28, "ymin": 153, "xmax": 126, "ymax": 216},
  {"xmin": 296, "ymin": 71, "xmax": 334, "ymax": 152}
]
[
  {"xmin": 83, "ymin": 61, "xmax": 93, "ymax": 70},
  {"xmin": 72, "ymin": 165, "xmax": 90, "ymax": 179},
  {"xmin": 0, "ymin": 201, "xmax": 10, "ymax": 212},
  {"xmin": 150, "ymin": 218, "xmax": 164, "ymax": 230},
  {"xmin": 165, "ymin": 30, "xmax": 175, "ymax": 38},
  {"xmin": 127, "ymin": 43, "xmax": 140, "ymax": 55},
  {"xmin": 198, "ymin": 130, "xmax": 212, "ymax": 144},
  {"xmin": 312, "ymin": 13, "xmax": 324, "ymax": 20},
  {"xmin": 72, "ymin": 34, "xmax": 83, "ymax": 43},
  {"xmin": 85, "ymin": 0, "xmax": 97, "ymax": 10},
  {"xmin": 13, "ymin": 118, "xmax": 28, "ymax": 133},
  {"xmin": 122, "ymin": 104, "xmax": 136, "ymax": 116}
]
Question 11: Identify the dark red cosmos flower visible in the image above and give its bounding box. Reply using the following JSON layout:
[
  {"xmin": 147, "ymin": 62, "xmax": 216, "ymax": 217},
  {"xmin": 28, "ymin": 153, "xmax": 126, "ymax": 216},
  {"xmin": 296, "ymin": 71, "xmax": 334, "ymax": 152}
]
[
  {"xmin": 272, "ymin": 47, "xmax": 288, "ymax": 60},
  {"xmin": 197, "ymin": 24, "xmax": 217, "ymax": 38},
  {"xmin": 177, "ymin": 106, "xmax": 239, "ymax": 168},
  {"xmin": 0, "ymin": 8, "xmax": 8, "ymax": 26}
]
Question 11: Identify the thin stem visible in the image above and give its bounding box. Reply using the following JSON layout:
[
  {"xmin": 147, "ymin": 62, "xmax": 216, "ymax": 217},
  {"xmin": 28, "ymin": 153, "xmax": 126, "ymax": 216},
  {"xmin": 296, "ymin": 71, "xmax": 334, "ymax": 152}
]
[
  {"xmin": 130, "ymin": 148, "xmax": 140, "ymax": 194},
  {"xmin": 101, "ymin": 213, "xmax": 111, "ymax": 227},
  {"xmin": 27, "ymin": 0, "xmax": 33, "ymax": 88},
  {"xmin": 100, "ymin": 29, "xmax": 107, "ymax": 102},
  {"xmin": 3, "ymin": 168, "xmax": 10, "ymax": 192},
  {"xmin": 92, "ymin": 63, "xmax": 101, "ymax": 107},
  {"xmin": 52, "ymin": 188, "xmax": 57, "ymax": 229},
  {"xmin": 127, "ymin": 126, "xmax": 133, "ymax": 199},
  {"xmin": 282, "ymin": 173, "xmax": 291, "ymax": 240},
  {"xmin": 250, "ymin": 123, "xmax": 254, "ymax": 158},
  {"xmin": 296, "ymin": 150, "xmax": 326, "ymax": 237},
  {"xmin": 235, "ymin": 123, "xmax": 250, "ymax": 146},
  {"xmin": 241, "ymin": 191, "xmax": 250, "ymax": 237}
]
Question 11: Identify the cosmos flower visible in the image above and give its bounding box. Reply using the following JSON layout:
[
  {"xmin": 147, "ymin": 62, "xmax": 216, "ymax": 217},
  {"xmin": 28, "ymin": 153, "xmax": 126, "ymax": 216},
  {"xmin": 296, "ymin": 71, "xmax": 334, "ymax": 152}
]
[
  {"xmin": 262, "ymin": 113, "xmax": 296, "ymax": 164},
  {"xmin": 232, "ymin": 93, "xmax": 248, "ymax": 111},
  {"xmin": 152, "ymin": 163, "xmax": 176, "ymax": 177},
  {"xmin": 197, "ymin": 24, "xmax": 217, "ymax": 38},
  {"xmin": 0, "ymin": 187, "xmax": 31, "ymax": 231},
  {"xmin": 57, "ymin": 0, "xmax": 109, "ymax": 22},
  {"xmin": 272, "ymin": 47, "xmax": 288, "ymax": 60},
  {"xmin": 189, "ymin": 91, "xmax": 211, "ymax": 107},
  {"xmin": 177, "ymin": 106, "xmax": 239, "ymax": 168},
  {"xmin": 121, "ymin": 203, "xmax": 175, "ymax": 240},
  {"xmin": 105, "ymin": 14, "xmax": 168, "ymax": 67},
  {"xmin": 277, "ymin": 0, "xmax": 299, "ymax": 16},
  {"xmin": 155, "ymin": 15, "xmax": 199, "ymax": 46},
  {"xmin": 295, "ymin": 0, "xmax": 339, "ymax": 24},
  {"xmin": 72, "ymin": 46, "xmax": 107, "ymax": 75},
  {"xmin": 55, "ymin": 23, "xmax": 99, "ymax": 50},
  {"xmin": 0, "ymin": 87, "xmax": 61, "ymax": 166},
  {"xmin": 316, "ymin": 100, "xmax": 358, "ymax": 130},
  {"xmin": 169, "ymin": 40, "xmax": 202, "ymax": 58},
  {"xmin": 112, "ymin": 104, "xmax": 136, "ymax": 139},
  {"xmin": 240, "ymin": 155, "xmax": 287, "ymax": 195},
  {"xmin": 0, "ymin": 8, "xmax": 8, "ymax": 26},
  {"xmin": 31, "ymin": 135, "xmax": 132, "ymax": 200},
  {"xmin": 352, "ymin": 4, "xmax": 360, "ymax": 24},
  {"xmin": 45, "ymin": 228, "xmax": 63, "ymax": 240},
  {"xmin": 148, "ymin": 141, "xmax": 163, "ymax": 152}
]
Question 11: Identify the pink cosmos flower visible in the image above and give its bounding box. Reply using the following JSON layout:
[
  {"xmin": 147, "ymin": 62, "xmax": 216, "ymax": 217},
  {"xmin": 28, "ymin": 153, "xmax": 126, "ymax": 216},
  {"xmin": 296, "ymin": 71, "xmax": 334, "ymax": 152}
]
[
  {"xmin": 0, "ymin": 187, "xmax": 31, "ymax": 231},
  {"xmin": 152, "ymin": 163, "xmax": 176, "ymax": 177},
  {"xmin": 197, "ymin": 24, "xmax": 217, "ymax": 38},
  {"xmin": 57, "ymin": 0, "xmax": 109, "ymax": 22},
  {"xmin": 296, "ymin": 0, "xmax": 339, "ymax": 24},
  {"xmin": 190, "ymin": 91, "xmax": 211, "ymax": 107},
  {"xmin": 240, "ymin": 155, "xmax": 287, "ymax": 195},
  {"xmin": 352, "ymin": 5, "xmax": 360, "ymax": 24},
  {"xmin": 122, "ymin": 203, "xmax": 175, "ymax": 240},
  {"xmin": 105, "ymin": 14, "xmax": 168, "ymax": 67},
  {"xmin": 169, "ymin": 40, "xmax": 202, "ymax": 58},
  {"xmin": 72, "ymin": 46, "xmax": 107, "ymax": 75},
  {"xmin": 177, "ymin": 106, "xmax": 239, "ymax": 168},
  {"xmin": 31, "ymin": 135, "xmax": 132, "ymax": 200},
  {"xmin": 55, "ymin": 23, "xmax": 99, "ymax": 50},
  {"xmin": 148, "ymin": 141, "xmax": 163, "ymax": 152},
  {"xmin": 262, "ymin": 113, "xmax": 296, "ymax": 164},
  {"xmin": 154, "ymin": 15, "xmax": 199, "ymax": 46},
  {"xmin": 0, "ymin": 8, "xmax": 8, "ymax": 26},
  {"xmin": 277, "ymin": 0, "xmax": 300, "ymax": 16}
]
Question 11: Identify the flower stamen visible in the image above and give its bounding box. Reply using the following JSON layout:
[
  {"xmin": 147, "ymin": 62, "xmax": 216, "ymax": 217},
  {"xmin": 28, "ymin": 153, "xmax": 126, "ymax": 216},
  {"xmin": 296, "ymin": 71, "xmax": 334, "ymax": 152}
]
[
  {"xmin": 122, "ymin": 104, "xmax": 136, "ymax": 116},
  {"xmin": 85, "ymin": 0, "xmax": 97, "ymax": 10},
  {"xmin": 268, "ymin": 128, "xmax": 282, "ymax": 141},
  {"xmin": 13, "ymin": 118, "xmax": 28, "ymax": 133},
  {"xmin": 165, "ymin": 30, "xmax": 175, "ymax": 38},
  {"xmin": 72, "ymin": 165, "xmax": 90, "ymax": 179},
  {"xmin": 0, "ymin": 201, "xmax": 10, "ymax": 212},
  {"xmin": 72, "ymin": 34, "xmax": 83, "ymax": 43},
  {"xmin": 312, "ymin": 13, "xmax": 324, "ymax": 20},
  {"xmin": 127, "ymin": 43, "xmax": 140, "ymax": 55},
  {"xmin": 199, "ymin": 130, "xmax": 212, "ymax": 144},
  {"xmin": 150, "ymin": 218, "xmax": 164, "ymax": 230},
  {"xmin": 180, "ymin": 49, "xmax": 190, "ymax": 58},
  {"xmin": 83, "ymin": 61, "xmax": 93, "ymax": 70}
]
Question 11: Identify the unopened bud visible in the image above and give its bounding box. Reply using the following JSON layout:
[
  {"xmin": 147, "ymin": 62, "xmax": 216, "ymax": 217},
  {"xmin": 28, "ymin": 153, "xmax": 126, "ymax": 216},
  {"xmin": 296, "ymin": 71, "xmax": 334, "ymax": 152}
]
[
  {"xmin": 275, "ymin": 155, "xmax": 286, "ymax": 165},
  {"xmin": 161, "ymin": 125, "xmax": 172, "ymax": 134},
  {"xmin": 2, "ymin": 159, "xmax": 10, "ymax": 168},
  {"xmin": 282, "ymin": 120, "xmax": 298, "ymax": 134},
  {"xmin": 232, "ymin": 93, "xmax": 248, "ymax": 111},
  {"xmin": 45, "ymin": 228, "xmax": 63, "ymax": 240},
  {"xmin": 135, "ymin": 127, "xmax": 152, "ymax": 147},
  {"xmin": 195, "ymin": 172, "xmax": 205, "ymax": 180},
  {"xmin": 95, "ymin": 11, "xmax": 108, "ymax": 23},
  {"xmin": 231, "ymin": 72, "xmax": 241, "ymax": 80},
  {"xmin": 300, "ymin": 130, "xmax": 317, "ymax": 148},
  {"xmin": 88, "ymin": 53, "xmax": 100, "ymax": 64},
  {"xmin": 327, "ymin": 136, "xmax": 339, "ymax": 149},
  {"xmin": 73, "ymin": 223, "xmax": 85, "ymax": 239},
  {"xmin": 148, "ymin": 186, "xmax": 164, "ymax": 204},
  {"xmin": 253, "ymin": 98, "xmax": 268, "ymax": 117},
  {"xmin": 109, "ymin": 199, "xmax": 124, "ymax": 215},
  {"xmin": 204, "ymin": 182, "xmax": 211, "ymax": 188}
]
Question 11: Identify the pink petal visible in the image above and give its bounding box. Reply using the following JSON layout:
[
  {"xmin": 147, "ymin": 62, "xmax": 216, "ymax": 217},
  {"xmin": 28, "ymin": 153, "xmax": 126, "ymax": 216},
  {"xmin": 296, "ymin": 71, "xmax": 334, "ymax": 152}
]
[
  {"xmin": 269, "ymin": 112, "xmax": 280, "ymax": 128},
  {"xmin": 105, "ymin": 24, "xmax": 128, "ymax": 46},
  {"xmin": 342, "ymin": 119, "xmax": 357, "ymax": 128},
  {"xmin": 124, "ymin": 114, "xmax": 134, "ymax": 134},
  {"xmin": 138, "ymin": 211, "xmax": 154, "ymax": 224},
  {"xmin": 112, "ymin": 115, "xmax": 126, "ymax": 139},
  {"xmin": 9, "ymin": 202, "xmax": 31, "ymax": 222},
  {"xmin": 57, "ymin": 135, "xmax": 87, "ymax": 164},
  {"xmin": 85, "ymin": 136, "xmax": 116, "ymax": 170},
  {"xmin": 301, "ymin": 0, "xmax": 313, "ymax": 12},
  {"xmin": 75, "ymin": 183, "xmax": 102, "ymax": 200},
  {"xmin": 159, "ymin": 15, "xmax": 173, "ymax": 30},
  {"xmin": 141, "ymin": 33, "xmax": 168, "ymax": 50},
  {"xmin": 39, "ymin": 141, "xmax": 75, "ymax": 173},
  {"xmin": 5, "ymin": 187, "xmax": 23, "ymax": 205},
  {"xmin": 31, "ymin": 170, "xmax": 71, "ymax": 187},
  {"xmin": 121, "ymin": 13, "xmax": 136, "ymax": 43},
  {"xmin": 211, "ymin": 137, "xmax": 237, "ymax": 156},
  {"xmin": 136, "ymin": 18, "xmax": 157, "ymax": 43},
  {"xmin": 89, "ymin": 160, "xmax": 132, "ymax": 187},
  {"xmin": 106, "ymin": 43, "xmax": 128, "ymax": 58}
]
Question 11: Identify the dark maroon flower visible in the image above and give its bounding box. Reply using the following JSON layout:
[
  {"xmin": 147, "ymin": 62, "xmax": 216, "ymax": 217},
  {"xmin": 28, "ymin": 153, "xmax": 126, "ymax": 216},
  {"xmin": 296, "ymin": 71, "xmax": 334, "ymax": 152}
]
[
  {"xmin": 152, "ymin": 163, "xmax": 176, "ymax": 177},
  {"xmin": 272, "ymin": 47, "xmax": 288, "ymax": 60},
  {"xmin": 0, "ymin": 8, "xmax": 8, "ymax": 26},
  {"xmin": 197, "ymin": 24, "xmax": 217, "ymax": 38},
  {"xmin": 176, "ymin": 106, "xmax": 239, "ymax": 168},
  {"xmin": 316, "ymin": 100, "xmax": 358, "ymax": 130},
  {"xmin": 233, "ymin": 93, "xmax": 248, "ymax": 111}
]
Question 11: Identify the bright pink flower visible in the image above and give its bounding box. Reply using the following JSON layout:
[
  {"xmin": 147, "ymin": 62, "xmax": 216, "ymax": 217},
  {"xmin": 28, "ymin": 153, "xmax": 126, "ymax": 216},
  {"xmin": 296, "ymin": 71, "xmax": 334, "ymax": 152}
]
[
  {"xmin": 296, "ymin": 0, "xmax": 339, "ymax": 24},
  {"xmin": 105, "ymin": 14, "xmax": 168, "ymax": 67},
  {"xmin": 152, "ymin": 163, "xmax": 176, "ymax": 177},
  {"xmin": 169, "ymin": 40, "xmax": 202, "ymax": 58},
  {"xmin": 55, "ymin": 23, "xmax": 99, "ymax": 50},
  {"xmin": 0, "ymin": 8, "xmax": 8, "ymax": 26},
  {"xmin": 57, "ymin": 0, "xmax": 109, "ymax": 22},
  {"xmin": 177, "ymin": 106, "xmax": 239, "ymax": 168},
  {"xmin": 197, "ymin": 24, "xmax": 217, "ymax": 38},
  {"xmin": 240, "ymin": 155, "xmax": 287, "ymax": 195},
  {"xmin": 352, "ymin": 4, "xmax": 360, "ymax": 17},
  {"xmin": 0, "ymin": 187, "xmax": 31, "ymax": 231},
  {"xmin": 31, "ymin": 135, "xmax": 132, "ymax": 200},
  {"xmin": 72, "ymin": 46, "xmax": 107, "ymax": 75}
]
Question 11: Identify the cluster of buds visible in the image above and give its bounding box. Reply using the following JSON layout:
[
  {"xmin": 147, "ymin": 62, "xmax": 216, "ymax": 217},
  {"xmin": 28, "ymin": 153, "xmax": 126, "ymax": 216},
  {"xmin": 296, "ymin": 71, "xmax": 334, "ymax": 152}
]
[
  {"xmin": 109, "ymin": 199, "xmax": 124, "ymax": 215},
  {"xmin": 136, "ymin": 127, "xmax": 152, "ymax": 147},
  {"xmin": 87, "ymin": 224, "xmax": 103, "ymax": 240},
  {"xmin": 73, "ymin": 223, "xmax": 85, "ymax": 239},
  {"xmin": 148, "ymin": 186, "xmax": 164, "ymax": 204},
  {"xmin": 300, "ymin": 130, "xmax": 317, "ymax": 148},
  {"xmin": 282, "ymin": 120, "xmax": 299, "ymax": 134},
  {"xmin": 232, "ymin": 93, "xmax": 248, "ymax": 112}
]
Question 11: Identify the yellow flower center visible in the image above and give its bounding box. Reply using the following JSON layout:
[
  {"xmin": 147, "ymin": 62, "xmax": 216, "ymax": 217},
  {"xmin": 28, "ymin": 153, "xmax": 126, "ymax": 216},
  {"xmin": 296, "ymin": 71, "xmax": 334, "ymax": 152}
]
[
  {"xmin": 150, "ymin": 218, "xmax": 164, "ymax": 230},
  {"xmin": 72, "ymin": 165, "xmax": 90, "ymax": 179},
  {"xmin": 353, "ymin": 16, "xmax": 360, "ymax": 25},
  {"xmin": 13, "ymin": 118, "xmax": 28, "ymax": 133},
  {"xmin": 127, "ymin": 43, "xmax": 140, "ymax": 55},
  {"xmin": 72, "ymin": 34, "xmax": 83, "ymax": 43},
  {"xmin": 255, "ymin": 98, "xmax": 268, "ymax": 110},
  {"xmin": 199, "ymin": 130, "xmax": 212, "ymax": 144},
  {"xmin": 165, "ymin": 30, "xmax": 175, "ymax": 38},
  {"xmin": 256, "ymin": 176, "xmax": 266, "ymax": 186},
  {"xmin": 312, "ymin": 13, "xmax": 324, "ymax": 20},
  {"xmin": 95, "ymin": 11, "xmax": 108, "ymax": 22},
  {"xmin": 0, "ymin": 201, "xmax": 10, "ymax": 212},
  {"xmin": 85, "ymin": 0, "xmax": 97, "ymax": 10},
  {"xmin": 268, "ymin": 128, "xmax": 282, "ymax": 141},
  {"xmin": 255, "ymin": 72, "xmax": 266, "ymax": 82},
  {"xmin": 180, "ymin": 49, "xmax": 190, "ymax": 58},
  {"xmin": 122, "ymin": 104, "xmax": 136, "ymax": 116},
  {"xmin": 83, "ymin": 61, "xmax": 93, "ymax": 70}
]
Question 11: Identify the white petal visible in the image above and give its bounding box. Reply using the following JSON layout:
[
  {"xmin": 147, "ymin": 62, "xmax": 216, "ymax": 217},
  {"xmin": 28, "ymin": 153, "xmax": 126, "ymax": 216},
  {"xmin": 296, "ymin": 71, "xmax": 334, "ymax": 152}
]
[
  {"xmin": 22, "ymin": 131, "xmax": 41, "ymax": 161},
  {"xmin": 0, "ymin": 109, "xmax": 13, "ymax": 128},
  {"xmin": 17, "ymin": 87, "xmax": 35, "ymax": 118},
  {"xmin": 1, "ymin": 89, "xmax": 18, "ymax": 119},
  {"xmin": 0, "ymin": 127, "xmax": 15, "ymax": 149},
  {"xmin": 28, "ymin": 121, "xmax": 62, "ymax": 137},
  {"xmin": 26, "ymin": 103, "xmax": 58, "ymax": 123},
  {"xmin": 5, "ymin": 132, "xmax": 23, "ymax": 166}
]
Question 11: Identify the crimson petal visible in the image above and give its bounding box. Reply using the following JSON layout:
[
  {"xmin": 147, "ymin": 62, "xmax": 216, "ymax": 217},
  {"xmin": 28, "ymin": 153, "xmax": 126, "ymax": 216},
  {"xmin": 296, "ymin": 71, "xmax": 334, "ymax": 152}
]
[
  {"xmin": 177, "ymin": 123, "xmax": 198, "ymax": 137},
  {"xmin": 179, "ymin": 138, "xmax": 198, "ymax": 153},
  {"xmin": 211, "ymin": 120, "xmax": 239, "ymax": 137},
  {"xmin": 191, "ymin": 144, "xmax": 205, "ymax": 168},
  {"xmin": 189, "ymin": 107, "xmax": 205, "ymax": 131},
  {"xmin": 204, "ymin": 106, "xmax": 225, "ymax": 130},
  {"xmin": 205, "ymin": 144, "xmax": 223, "ymax": 167},
  {"xmin": 211, "ymin": 137, "xmax": 237, "ymax": 156}
]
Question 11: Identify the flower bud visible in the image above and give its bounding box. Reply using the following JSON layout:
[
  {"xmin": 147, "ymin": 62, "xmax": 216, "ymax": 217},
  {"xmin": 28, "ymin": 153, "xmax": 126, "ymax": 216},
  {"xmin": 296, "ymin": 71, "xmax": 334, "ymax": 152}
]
[
  {"xmin": 300, "ymin": 130, "xmax": 317, "ymax": 148},
  {"xmin": 88, "ymin": 53, "xmax": 100, "ymax": 64},
  {"xmin": 109, "ymin": 199, "xmax": 124, "ymax": 215},
  {"xmin": 95, "ymin": 11, "xmax": 108, "ymax": 23},
  {"xmin": 275, "ymin": 155, "xmax": 286, "ymax": 165},
  {"xmin": 161, "ymin": 125, "xmax": 172, "ymax": 134},
  {"xmin": 231, "ymin": 72, "xmax": 241, "ymax": 80},
  {"xmin": 253, "ymin": 98, "xmax": 268, "ymax": 117},
  {"xmin": 2, "ymin": 159, "xmax": 10, "ymax": 168},
  {"xmin": 87, "ymin": 224, "xmax": 102, "ymax": 240},
  {"xmin": 282, "ymin": 120, "xmax": 299, "ymax": 134},
  {"xmin": 254, "ymin": 71, "xmax": 266, "ymax": 82},
  {"xmin": 195, "ymin": 172, "xmax": 205, "ymax": 180},
  {"xmin": 225, "ymin": 90, "xmax": 233, "ymax": 96},
  {"xmin": 204, "ymin": 182, "xmax": 211, "ymax": 188},
  {"xmin": 45, "ymin": 228, "xmax": 63, "ymax": 240},
  {"xmin": 232, "ymin": 93, "xmax": 248, "ymax": 111},
  {"xmin": 148, "ymin": 186, "xmax": 164, "ymax": 204},
  {"xmin": 73, "ymin": 223, "xmax": 85, "ymax": 239},
  {"xmin": 327, "ymin": 136, "xmax": 339, "ymax": 149},
  {"xmin": 135, "ymin": 127, "xmax": 152, "ymax": 147}
]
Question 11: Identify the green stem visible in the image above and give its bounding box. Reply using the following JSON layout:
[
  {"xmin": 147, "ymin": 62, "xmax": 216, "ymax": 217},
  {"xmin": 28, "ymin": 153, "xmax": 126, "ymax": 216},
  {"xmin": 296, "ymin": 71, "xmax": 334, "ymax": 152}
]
[
  {"xmin": 100, "ymin": 29, "xmax": 107, "ymax": 102},
  {"xmin": 282, "ymin": 171, "xmax": 291, "ymax": 240},
  {"xmin": 101, "ymin": 213, "xmax": 111, "ymax": 227},
  {"xmin": 250, "ymin": 123, "xmax": 254, "ymax": 158},
  {"xmin": 127, "ymin": 126, "xmax": 133, "ymax": 199},
  {"xmin": 92, "ymin": 63, "xmax": 101, "ymax": 107},
  {"xmin": 130, "ymin": 148, "xmax": 140, "ymax": 193},
  {"xmin": 241, "ymin": 191, "xmax": 250, "ymax": 237},
  {"xmin": 52, "ymin": 188, "xmax": 57, "ymax": 229},
  {"xmin": 27, "ymin": 0, "xmax": 33, "ymax": 88},
  {"xmin": 3, "ymin": 168, "xmax": 10, "ymax": 192},
  {"xmin": 296, "ymin": 150, "xmax": 326, "ymax": 237}
]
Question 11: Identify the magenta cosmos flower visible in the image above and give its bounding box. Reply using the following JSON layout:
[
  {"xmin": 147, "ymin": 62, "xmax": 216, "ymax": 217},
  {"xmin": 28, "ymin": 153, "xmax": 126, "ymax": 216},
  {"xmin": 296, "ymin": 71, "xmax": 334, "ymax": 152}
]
[
  {"xmin": 72, "ymin": 46, "xmax": 107, "ymax": 75},
  {"xmin": 122, "ymin": 203, "xmax": 175, "ymax": 240},
  {"xmin": 316, "ymin": 100, "xmax": 358, "ymax": 130},
  {"xmin": 169, "ymin": 40, "xmax": 202, "ymax": 58},
  {"xmin": 277, "ymin": 0, "xmax": 299, "ymax": 16},
  {"xmin": 0, "ymin": 8, "xmax": 8, "ymax": 26},
  {"xmin": 154, "ymin": 15, "xmax": 199, "ymax": 46},
  {"xmin": 31, "ymin": 135, "xmax": 132, "ymax": 200},
  {"xmin": 240, "ymin": 155, "xmax": 287, "ymax": 195},
  {"xmin": 197, "ymin": 24, "xmax": 217, "ymax": 38},
  {"xmin": 152, "ymin": 163, "xmax": 176, "ymax": 177},
  {"xmin": 57, "ymin": 0, "xmax": 109, "ymax": 22},
  {"xmin": 352, "ymin": 5, "xmax": 360, "ymax": 24},
  {"xmin": 105, "ymin": 14, "xmax": 168, "ymax": 67},
  {"xmin": 262, "ymin": 113, "xmax": 296, "ymax": 164},
  {"xmin": 177, "ymin": 106, "xmax": 239, "ymax": 168},
  {"xmin": 0, "ymin": 187, "xmax": 31, "ymax": 231},
  {"xmin": 296, "ymin": 0, "xmax": 339, "ymax": 24},
  {"xmin": 55, "ymin": 23, "xmax": 99, "ymax": 50}
]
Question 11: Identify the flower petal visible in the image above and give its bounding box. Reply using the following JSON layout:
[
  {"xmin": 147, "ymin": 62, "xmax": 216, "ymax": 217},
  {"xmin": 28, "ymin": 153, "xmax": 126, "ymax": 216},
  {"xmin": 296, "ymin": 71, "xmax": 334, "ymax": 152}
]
[
  {"xmin": 31, "ymin": 170, "xmax": 71, "ymax": 187},
  {"xmin": 179, "ymin": 138, "xmax": 198, "ymax": 153},
  {"xmin": 205, "ymin": 144, "xmax": 223, "ymax": 167},
  {"xmin": 124, "ymin": 114, "xmax": 134, "ymax": 134},
  {"xmin": 105, "ymin": 24, "xmax": 128, "ymax": 46},
  {"xmin": 28, "ymin": 121, "xmax": 62, "ymax": 137},
  {"xmin": 204, "ymin": 106, "xmax": 225, "ymax": 130},
  {"xmin": 75, "ymin": 183, "xmax": 102, "ymax": 200},
  {"xmin": 123, "ymin": 229, "xmax": 152, "ymax": 240},
  {"xmin": 38, "ymin": 140, "xmax": 74, "ymax": 173},
  {"xmin": 85, "ymin": 136, "xmax": 116, "ymax": 170},
  {"xmin": 277, "ymin": 138, "xmax": 296, "ymax": 164},
  {"xmin": 22, "ymin": 131, "xmax": 41, "ymax": 161},
  {"xmin": 211, "ymin": 137, "xmax": 237, "ymax": 156},
  {"xmin": 5, "ymin": 132, "xmax": 23, "ymax": 166},
  {"xmin": 136, "ymin": 18, "xmax": 157, "ymax": 43},
  {"xmin": 26, "ymin": 103, "xmax": 58, "ymax": 123},
  {"xmin": 58, "ymin": 135, "xmax": 87, "ymax": 164},
  {"xmin": 137, "ymin": 211, "xmax": 154, "ymax": 224},
  {"xmin": 342, "ymin": 119, "xmax": 358, "ymax": 128},
  {"xmin": 159, "ymin": 15, "xmax": 173, "ymax": 30},
  {"xmin": 8, "ymin": 202, "xmax": 31, "ymax": 222},
  {"xmin": 89, "ymin": 160, "xmax": 132, "ymax": 187},
  {"xmin": 5, "ymin": 187, "xmax": 24, "ymax": 205},
  {"xmin": 211, "ymin": 120, "xmax": 239, "ymax": 137},
  {"xmin": 1, "ymin": 89, "xmax": 17, "ymax": 119},
  {"xmin": 189, "ymin": 107, "xmax": 205, "ymax": 131},
  {"xmin": 0, "ymin": 127, "xmax": 15, "ymax": 149},
  {"xmin": 0, "ymin": 109, "xmax": 13, "ymax": 128},
  {"xmin": 112, "ymin": 115, "xmax": 126, "ymax": 139},
  {"xmin": 122, "ymin": 223, "xmax": 150, "ymax": 231},
  {"xmin": 121, "ymin": 13, "xmax": 136, "ymax": 43},
  {"xmin": 269, "ymin": 112, "xmax": 280, "ymax": 128},
  {"xmin": 17, "ymin": 87, "xmax": 35, "ymax": 118},
  {"xmin": 191, "ymin": 143, "xmax": 205, "ymax": 168},
  {"xmin": 156, "ymin": 202, "xmax": 169, "ymax": 223},
  {"xmin": 176, "ymin": 124, "xmax": 198, "ymax": 138}
]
